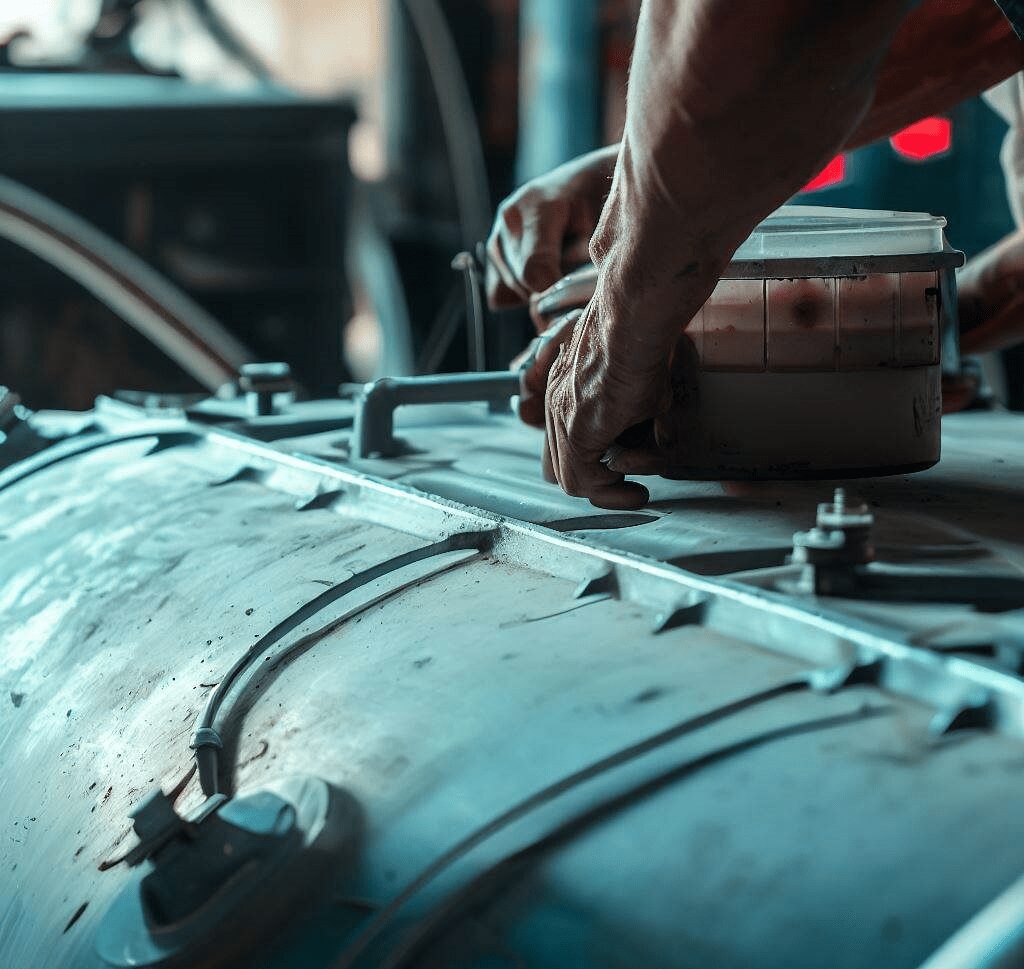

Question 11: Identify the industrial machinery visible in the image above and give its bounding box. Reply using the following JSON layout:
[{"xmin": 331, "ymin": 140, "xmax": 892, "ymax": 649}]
[
  {"xmin": 0, "ymin": 72, "xmax": 355, "ymax": 407},
  {"xmin": 2, "ymin": 328, "xmax": 1024, "ymax": 967},
  {"xmin": 3, "ymin": 0, "xmax": 1024, "ymax": 960}
]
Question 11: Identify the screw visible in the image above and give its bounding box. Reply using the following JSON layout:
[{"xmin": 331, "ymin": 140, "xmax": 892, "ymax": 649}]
[{"xmin": 238, "ymin": 363, "xmax": 292, "ymax": 417}]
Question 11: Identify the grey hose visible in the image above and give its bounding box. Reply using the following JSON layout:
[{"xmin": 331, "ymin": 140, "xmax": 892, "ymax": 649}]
[
  {"xmin": 0, "ymin": 174, "xmax": 252, "ymax": 392},
  {"xmin": 400, "ymin": 0, "xmax": 492, "ymax": 249}
]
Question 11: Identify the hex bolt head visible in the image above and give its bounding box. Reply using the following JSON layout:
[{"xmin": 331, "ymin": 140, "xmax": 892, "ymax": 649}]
[{"xmin": 238, "ymin": 363, "xmax": 293, "ymax": 417}]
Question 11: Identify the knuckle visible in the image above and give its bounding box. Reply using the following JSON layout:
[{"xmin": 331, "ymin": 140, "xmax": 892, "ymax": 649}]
[
  {"xmin": 499, "ymin": 202, "xmax": 521, "ymax": 233},
  {"xmin": 523, "ymin": 192, "xmax": 554, "ymax": 218},
  {"xmin": 516, "ymin": 184, "xmax": 543, "ymax": 206}
]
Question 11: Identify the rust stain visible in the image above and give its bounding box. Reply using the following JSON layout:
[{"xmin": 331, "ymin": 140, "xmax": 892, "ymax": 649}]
[{"xmin": 238, "ymin": 739, "xmax": 270, "ymax": 769}]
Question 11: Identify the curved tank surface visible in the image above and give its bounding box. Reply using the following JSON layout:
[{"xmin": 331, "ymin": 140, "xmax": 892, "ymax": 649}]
[{"xmin": 2, "ymin": 390, "xmax": 1024, "ymax": 969}]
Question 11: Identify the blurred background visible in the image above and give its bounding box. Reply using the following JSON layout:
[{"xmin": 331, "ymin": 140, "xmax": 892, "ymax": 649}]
[{"xmin": 0, "ymin": 0, "xmax": 1017, "ymax": 411}]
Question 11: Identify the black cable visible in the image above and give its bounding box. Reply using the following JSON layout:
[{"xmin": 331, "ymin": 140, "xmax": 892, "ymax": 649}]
[
  {"xmin": 399, "ymin": 0, "xmax": 492, "ymax": 250},
  {"xmin": 0, "ymin": 175, "xmax": 251, "ymax": 390},
  {"xmin": 378, "ymin": 703, "xmax": 891, "ymax": 969},
  {"xmin": 328, "ymin": 679, "xmax": 812, "ymax": 969},
  {"xmin": 193, "ymin": 535, "xmax": 485, "ymax": 795}
]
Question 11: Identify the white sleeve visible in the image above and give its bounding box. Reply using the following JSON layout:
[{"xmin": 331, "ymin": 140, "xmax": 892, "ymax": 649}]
[{"xmin": 983, "ymin": 73, "xmax": 1024, "ymax": 228}]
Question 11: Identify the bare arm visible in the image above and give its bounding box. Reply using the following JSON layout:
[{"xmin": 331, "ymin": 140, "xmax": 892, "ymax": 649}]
[
  {"xmin": 544, "ymin": 0, "xmax": 917, "ymax": 508},
  {"xmin": 849, "ymin": 0, "xmax": 1024, "ymax": 148},
  {"xmin": 487, "ymin": 0, "xmax": 1024, "ymax": 321}
]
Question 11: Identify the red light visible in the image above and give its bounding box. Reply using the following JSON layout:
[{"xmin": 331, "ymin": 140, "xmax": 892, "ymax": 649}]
[
  {"xmin": 802, "ymin": 155, "xmax": 846, "ymax": 192},
  {"xmin": 890, "ymin": 117, "xmax": 952, "ymax": 161}
]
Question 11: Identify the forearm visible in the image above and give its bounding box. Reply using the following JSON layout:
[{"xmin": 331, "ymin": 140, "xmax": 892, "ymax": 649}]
[
  {"xmin": 847, "ymin": 0, "xmax": 1024, "ymax": 148},
  {"xmin": 596, "ymin": 2, "xmax": 1024, "ymax": 170},
  {"xmin": 592, "ymin": 0, "xmax": 914, "ymax": 368},
  {"xmin": 592, "ymin": 1, "xmax": 1024, "ymax": 174}
]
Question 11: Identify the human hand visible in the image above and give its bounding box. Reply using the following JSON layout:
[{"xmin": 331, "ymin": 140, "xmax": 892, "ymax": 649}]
[
  {"xmin": 486, "ymin": 146, "xmax": 618, "ymax": 314},
  {"xmin": 542, "ymin": 283, "xmax": 676, "ymax": 510},
  {"xmin": 958, "ymin": 229, "xmax": 1024, "ymax": 356},
  {"xmin": 510, "ymin": 311, "xmax": 579, "ymax": 484},
  {"xmin": 513, "ymin": 311, "xmax": 580, "ymax": 429}
]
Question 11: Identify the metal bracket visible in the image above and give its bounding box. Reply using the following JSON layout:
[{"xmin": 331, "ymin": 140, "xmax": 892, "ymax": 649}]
[
  {"xmin": 351, "ymin": 371, "xmax": 521, "ymax": 459},
  {"xmin": 117, "ymin": 787, "xmax": 230, "ymax": 870}
]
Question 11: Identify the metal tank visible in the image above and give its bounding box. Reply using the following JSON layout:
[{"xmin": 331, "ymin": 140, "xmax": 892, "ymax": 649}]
[{"xmin": 2, "ymin": 378, "xmax": 1024, "ymax": 969}]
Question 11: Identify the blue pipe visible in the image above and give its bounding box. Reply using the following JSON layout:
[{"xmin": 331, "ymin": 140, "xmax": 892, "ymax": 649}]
[{"xmin": 516, "ymin": 0, "xmax": 600, "ymax": 185}]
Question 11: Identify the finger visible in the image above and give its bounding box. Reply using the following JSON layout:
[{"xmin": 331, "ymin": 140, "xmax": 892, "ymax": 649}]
[
  {"xmin": 528, "ymin": 293, "xmax": 551, "ymax": 334},
  {"xmin": 550, "ymin": 422, "xmax": 649, "ymax": 510},
  {"xmin": 542, "ymin": 344, "xmax": 650, "ymax": 508},
  {"xmin": 522, "ymin": 313, "xmax": 579, "ymax": 393},
  {"xmin": 519, "ymin": 393, "xmax": 546, "ymax": 429},
  {"xmin": 541, "ymin": 328, "xmax": 645, "ymax": 507},
  {"xmin": 960, "ymin": 296, "xmax": 1024, "ymax": 355},
  {"xmin": 562, "ymin": 445, "xmax": 650, "ymax": 509},
  {"xmin": 544, "ymin": 367, "xmax": 566, "ymax": 488},
  {"xmin": 510, "ymin": 209, "xmax": 564, "ymax": 295},
  {"xmin": 517, "ymin": 313, "xmax": 580, "ymax": 428},
  {"xmin": 486, "ymin": 259, "xmax": 523, "ymax": 310},
  {"xmin": 604, "ymin": 444, "xmax": 666, "ymax": 476},
  {"xmin": 509, "ymin": 324, "xmax": 560, "ymax": 375},
  {"xmin": 541, "ymin": 433, "xmax": 557, "ymax": 483},
  {"xmin": 486, "ymin": 224, "xmax": 530, "ymax": 307},
  {"xmin": 586, "ymin": 480, "xmax": 651, "ymax": 511},
  {"xmin": 509, "ymin": 341, "xmax": 534, "ymax": 374},
  {"xmin": 562, "ymin": 234, "xmax": 593, "ymax": 272}
]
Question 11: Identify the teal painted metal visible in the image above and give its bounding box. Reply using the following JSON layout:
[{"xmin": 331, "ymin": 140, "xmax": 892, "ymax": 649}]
[
  {"xmin": 516, "ymin": 0, "xmax": 600, "ymax": 184},
  {"xmin": 3, "ymin": 398, "xmax": 1024, "ymax": 969}
]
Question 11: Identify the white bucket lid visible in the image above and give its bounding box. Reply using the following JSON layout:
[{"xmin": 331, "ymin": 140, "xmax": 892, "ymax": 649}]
[{"xmin": 733, "ymin": 205, "xmax": 949, "ymax": 260}]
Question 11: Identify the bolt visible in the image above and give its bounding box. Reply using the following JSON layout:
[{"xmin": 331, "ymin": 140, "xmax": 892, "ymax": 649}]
[
  {"xmin": 832, "ymin": 488, "xmax": 846, "ymax": 514},
  {"xmin": 817, "ymin": 488, "xmax": 872, "ymax": 532},
  {"xmin": 238, "ymin": 363, "xmax": 292, "ymax": 417},
  {"xmin": 795, "ymin": 488, "xmax": 876, "ymax": 577},
  {"xmin": 450, "ymin": 251, "xmax": 475, "ymax": 273}
]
